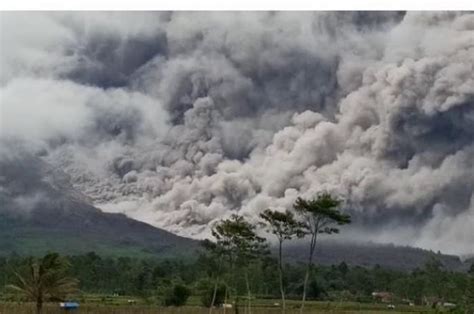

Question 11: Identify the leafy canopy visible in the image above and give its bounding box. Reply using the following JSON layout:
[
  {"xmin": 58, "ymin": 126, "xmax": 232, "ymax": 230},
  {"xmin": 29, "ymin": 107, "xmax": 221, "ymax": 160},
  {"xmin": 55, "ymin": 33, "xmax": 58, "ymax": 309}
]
[
  {"xmin": 259, "ymin": 209, "xmax": 307, "ymax": 241},
  {"xmin": 211, "ymin": 214, "xmax": 268, "ymax": 264},
  {"xmin": 163, "ymin": 284, "xmax": 191, "ymax": 306},
  {"xmin": 294, "ymin": 192, "xmax": 351, "ymax": 235},
  {"xmin": 6, "ymin": 252, "xmax": 78, "ymax": 302}
]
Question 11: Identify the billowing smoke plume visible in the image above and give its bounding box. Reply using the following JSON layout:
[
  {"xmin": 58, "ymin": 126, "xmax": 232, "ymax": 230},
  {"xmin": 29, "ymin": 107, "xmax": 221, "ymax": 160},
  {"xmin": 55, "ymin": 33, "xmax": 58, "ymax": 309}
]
[{"xmin": 1, "ymin": 12, "xmax": 473, "ymax": 255}]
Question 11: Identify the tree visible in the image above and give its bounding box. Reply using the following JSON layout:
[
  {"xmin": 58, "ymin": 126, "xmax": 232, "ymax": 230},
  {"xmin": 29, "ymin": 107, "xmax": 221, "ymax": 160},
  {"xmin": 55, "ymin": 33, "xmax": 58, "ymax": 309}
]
[
  {"xmin": 212, "ymin": 214, "xmax": 268, "ymax": 314},
  {"xmin": 6, "ymin": 253, "xmax": 79, "ymax": 314},
  {"xmin": 423, "ymin": 257, "xmax": 447, "ymax": 305},
  {"xmin": 294, "ymin": 193, "xmax": 351, "ymax": 313},
  {"xmin": 201, "ymin": 239, "xmax": 228, "ymax": 314},
  {"xmin": 464, "ymin": 273, "xmax": 474, "ymax": 313},
  {"xmin": 134, "ymin": 261, "xmax": 153, "ymax": 299},
  {"xmin": 260, "ymin": 209, "xmax": 306, "ymax": 313},
  {"xmin": 163, "ymin": 283, "xmax": 191, "ymax": 306},
  {"xmin": 201, "ymin": 282, "xmax": 227, "ymax": 308}
]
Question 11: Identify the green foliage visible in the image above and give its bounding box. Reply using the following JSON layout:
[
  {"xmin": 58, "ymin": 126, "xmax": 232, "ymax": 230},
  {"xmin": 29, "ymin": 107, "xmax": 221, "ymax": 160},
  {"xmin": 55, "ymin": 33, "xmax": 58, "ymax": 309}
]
[
  {"xmin": 162, "ymin": 284, "xmax": 191, "ymax": 306},
  {"xmin": 210, "ymin": 214, "xmax": 269, "ymax": 312},
  {"xmin": 308, "ymin": 278, "xmax": 327, "ymax": 299},
  {"xmin": 5, "ymin": 253, "xmax": 78, "ymax": 313},
  {"xmin": 201, "ymin": 283, "xmax": 226, "ymax": 308},
  {"xmin": 260, "ymin": 208, "xmax": 307, "ymax": 311},
  {"xmin": 294, "ymin": 193, "xmax": 351, "ymax": 235},
  {"xmin": 294, "ymin": 192, "xmax": 352, "ymax": 311},
  {"xmin": 459, "ymin": 272, "xmax": 474, "ymax": 312},
  {"xmin": 0, "ymin": 252, "xmax": 472, "ymax": 308},
  {"xmin": 260, "ymin": 209, "xmax": 307, "ymax": 241},
  {"xmin": 211, "ymin": 214, "xmax": 268, "ymax": 266}
]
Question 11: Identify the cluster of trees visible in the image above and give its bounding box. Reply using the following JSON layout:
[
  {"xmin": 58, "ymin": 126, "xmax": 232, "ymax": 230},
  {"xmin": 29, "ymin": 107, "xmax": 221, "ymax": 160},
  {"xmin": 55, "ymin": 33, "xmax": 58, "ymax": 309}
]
[
  {"xmin": 202, "ymin": 193, "xmax": 351, "ymax": 313},
  {"xmin": 1, "ymin": 193, "xmax": 474, "ymax": 313},
  {"xmin": 1, "ymin": 251, "xmax": 474, "ymax": 313}
]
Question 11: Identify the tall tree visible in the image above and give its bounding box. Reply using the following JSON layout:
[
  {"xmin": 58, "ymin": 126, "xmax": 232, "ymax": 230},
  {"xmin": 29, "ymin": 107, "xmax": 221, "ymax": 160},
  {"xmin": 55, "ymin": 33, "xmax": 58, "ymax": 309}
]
[
  {"xmin": 6, "ymin": 253, "xmax": 79, "ymax": 314},
  {"xmin": 201, "ymin": 239, "xmax": 227, "ymax": 314},
  {"xmin": 465, "ymin": 267, "xmax": 474, "ymax": 312},
  {"xmin": 423, "ymin": 257, "xmax": 447, "ymax": 304},
  {"xmin": 294, "ymin": 193, "xmax": 351, "ymax": 313},
  {"xmin": 212, "ymin": 214, "xmax": 268, "ymax": 314},
  {"xmin": 260, "ymin": 209, "xmax": 306, "ymax": 313}
]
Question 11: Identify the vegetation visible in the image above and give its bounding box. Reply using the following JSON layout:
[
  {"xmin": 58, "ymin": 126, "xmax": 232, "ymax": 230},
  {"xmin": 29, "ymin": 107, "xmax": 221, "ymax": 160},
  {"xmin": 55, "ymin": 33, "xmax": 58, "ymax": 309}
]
[
  {"xmin": 293, "ymin": 193, "xmax": 351, "ymax": 312},
  {"xmin": 209, "ymin": 214, "xmax": 269, "ymax": 313},
  {"xmin": 162, "ymin": 284, "xmax": 191, "ymax": 306},
  {"xmin": 5, "ymin": 253, "xmax": 78, "ymax": 314},
  {"xmin": 0, "ymin": 300, "xmax": 443, "ymax": 314},
  {"xmin": 201, "ymin": 283, "xmax": 226, "ymax": 308},
  {"xmin": 1, "ymin": 194, "xmax": 473, "ymax": 313},
  {"xmin": 1, "ymin": 251, "xmax": 473, "ymax": 313},
  {"xmin": 260, "ymin": 209, "xmax": 306, "ymax": 313}
]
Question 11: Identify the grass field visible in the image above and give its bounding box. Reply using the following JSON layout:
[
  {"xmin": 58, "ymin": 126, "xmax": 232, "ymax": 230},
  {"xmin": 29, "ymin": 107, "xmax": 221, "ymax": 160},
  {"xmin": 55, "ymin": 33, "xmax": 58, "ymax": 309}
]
[
  {"xmin": 0, "ymin": 296, "xmax": 438, "ymax": 314},
  {"xmin": 0, "ymin": 304, "xmax": 435, "ymax": 314}
]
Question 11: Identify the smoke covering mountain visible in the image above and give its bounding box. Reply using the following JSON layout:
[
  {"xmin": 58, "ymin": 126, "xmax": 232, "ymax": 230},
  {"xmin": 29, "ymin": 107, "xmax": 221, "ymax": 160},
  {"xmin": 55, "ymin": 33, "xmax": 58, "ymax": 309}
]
[{"xmin": 0, "ymin": 12, "xmax": 473, "ymax": 255}]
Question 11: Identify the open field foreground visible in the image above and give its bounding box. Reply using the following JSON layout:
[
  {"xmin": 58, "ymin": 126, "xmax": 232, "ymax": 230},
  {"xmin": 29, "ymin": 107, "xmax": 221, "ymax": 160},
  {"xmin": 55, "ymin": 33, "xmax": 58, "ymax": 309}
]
[{"xmin": 0, "ymin": 300, "xmax": 438, "ymax": 314}]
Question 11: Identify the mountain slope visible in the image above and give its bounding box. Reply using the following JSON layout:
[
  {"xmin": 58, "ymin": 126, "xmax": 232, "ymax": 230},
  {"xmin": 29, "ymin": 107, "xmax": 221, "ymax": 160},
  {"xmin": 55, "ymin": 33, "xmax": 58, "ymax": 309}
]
[
  {"xmin": 284, "ymin": 241, "xmax": 469, "ymax": 272},
  {"xmin": 0, "ymin": 151, "xmax": 198, "ymax": 257},
  {"xmin": 0, "ymin": 209, "xmax": 198, "ymax": 258}
]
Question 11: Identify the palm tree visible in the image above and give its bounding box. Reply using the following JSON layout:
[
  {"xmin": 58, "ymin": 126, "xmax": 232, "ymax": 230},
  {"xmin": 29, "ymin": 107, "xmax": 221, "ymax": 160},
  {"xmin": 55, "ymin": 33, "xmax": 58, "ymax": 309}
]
[{"xmin": 6, "ymin": 252, "xmax": 79, "ymax": 314}]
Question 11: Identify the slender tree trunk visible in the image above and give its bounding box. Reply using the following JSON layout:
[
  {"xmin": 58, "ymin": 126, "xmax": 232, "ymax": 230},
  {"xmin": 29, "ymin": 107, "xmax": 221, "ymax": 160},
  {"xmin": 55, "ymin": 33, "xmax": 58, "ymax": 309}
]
[
  {"xmin": 300, "ymin": 231, "xmax": 317, "ymax": 314},
  {"xmin": 245, "ymin": 270, "xmax": 252, "ymax": 314},
  {"xmin": 234, "ymin": 295, "xmax": 240, "ymax": 314},
  {"xmin": 278, "ymin": 239, "xmax": 286, "ymax": 314},
  {"xmin": 230, "ymin": 261, "xmax": 239, "ymax": 314},
  {"xmin": 210, "ymin": 279, "xmax": 218, "ymax": 314},
  {"xmin": 209, "ymin": 257, "xmax": 223, "ymax": 314},
  {"xmin": 36, "ymin": 296, "xmax": 42, "ymax": 314},
  {"xmin": 223, "ymin": 284, "xmax": 228, "ymax": 314}
]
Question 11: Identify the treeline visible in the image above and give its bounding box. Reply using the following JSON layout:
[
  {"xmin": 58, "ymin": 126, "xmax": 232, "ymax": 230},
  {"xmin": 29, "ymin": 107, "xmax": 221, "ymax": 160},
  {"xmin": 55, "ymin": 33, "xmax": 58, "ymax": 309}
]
[{"xmin": 1, "ymin": 252, "xmax": 473, "ymax": 305}]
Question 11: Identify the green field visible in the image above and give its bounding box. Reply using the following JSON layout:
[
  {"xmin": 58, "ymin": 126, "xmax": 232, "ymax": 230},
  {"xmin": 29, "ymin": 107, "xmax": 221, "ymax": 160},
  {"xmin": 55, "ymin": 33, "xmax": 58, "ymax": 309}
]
[{"xmin": 0, "ymin": 295, "xmax": 438, "ymax": 314}]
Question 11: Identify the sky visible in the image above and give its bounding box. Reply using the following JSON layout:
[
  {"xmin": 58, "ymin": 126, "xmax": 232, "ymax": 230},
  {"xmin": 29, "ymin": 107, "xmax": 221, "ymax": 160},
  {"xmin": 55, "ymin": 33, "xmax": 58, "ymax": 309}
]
[{"xmin": 0, "ymin": 11, "xmax": 473, "ymax": 255}]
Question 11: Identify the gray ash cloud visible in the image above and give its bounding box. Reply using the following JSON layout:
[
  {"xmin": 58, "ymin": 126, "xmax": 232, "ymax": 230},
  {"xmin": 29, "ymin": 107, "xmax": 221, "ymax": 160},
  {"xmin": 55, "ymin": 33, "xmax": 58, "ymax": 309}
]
[{"xmin": 1, "ymin": 11, "xmax": 473, "ymax": 255}]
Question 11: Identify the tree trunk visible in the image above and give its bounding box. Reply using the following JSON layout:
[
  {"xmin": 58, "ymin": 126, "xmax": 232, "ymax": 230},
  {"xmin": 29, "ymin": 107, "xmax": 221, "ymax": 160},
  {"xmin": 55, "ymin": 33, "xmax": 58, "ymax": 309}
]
[
  {"xmin": 223, "ymin": 284, "xmax": 228, "ymax": 314},
  {"xmin": 209, "ymin": 279, "xmax": 218, "ymax": 314},
  {"xmin": 234, "ymin": 295, "xmax": 240, "ymax": 314},
  {"xmin": 278, "ymin": 239, "xmax": 286, "ymax": 314},
  {"xmin": 230, "ymin": 261, "xmax": 238, "ymax": 314},
  {"xmin": 209, "ymin": 257, "xmax": 223, "ymax": 314},
  {"xmin": 245, "ymin": 270, "xmax": 252, "ymax": 314},
  {"xmin": 300, "ymin": 232, "xmax": 317, "ymax": 314},
  {"xmin": 36, "ymin": 297, "xmax": 42, "ymax": 314}
]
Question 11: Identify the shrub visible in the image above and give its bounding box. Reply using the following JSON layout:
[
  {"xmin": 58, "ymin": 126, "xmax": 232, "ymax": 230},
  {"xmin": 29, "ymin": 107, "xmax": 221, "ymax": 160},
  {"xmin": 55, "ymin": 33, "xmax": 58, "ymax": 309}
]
[{"xmin": 163, "ymin": 284, "xmax": 191, "ymax": 306}]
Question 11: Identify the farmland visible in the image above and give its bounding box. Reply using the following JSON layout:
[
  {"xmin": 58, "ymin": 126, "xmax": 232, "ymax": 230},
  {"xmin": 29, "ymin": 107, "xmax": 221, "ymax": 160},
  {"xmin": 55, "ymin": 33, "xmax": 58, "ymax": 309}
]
[{"xmin": 0, "ymin": 297, "xmax": 437, "ymax": 314}]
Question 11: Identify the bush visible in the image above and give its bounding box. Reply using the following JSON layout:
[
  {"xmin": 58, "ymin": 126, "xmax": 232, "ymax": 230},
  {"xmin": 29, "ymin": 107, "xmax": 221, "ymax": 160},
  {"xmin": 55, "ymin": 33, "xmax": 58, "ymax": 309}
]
[
  {"xmin": 163, "ymin": 284, "xmax": 191, "ymax": 306},
  {"xmin": 201, "ymin": 283, "xmax": 226, "ymax": 308}
]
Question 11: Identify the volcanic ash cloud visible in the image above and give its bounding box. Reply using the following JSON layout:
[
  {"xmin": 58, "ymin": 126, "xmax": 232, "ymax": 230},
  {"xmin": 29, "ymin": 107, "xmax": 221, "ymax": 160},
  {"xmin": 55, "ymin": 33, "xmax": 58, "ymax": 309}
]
[{"xmin": 1, "ymin": 12, "xmax": 473, "ymax": 255}]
